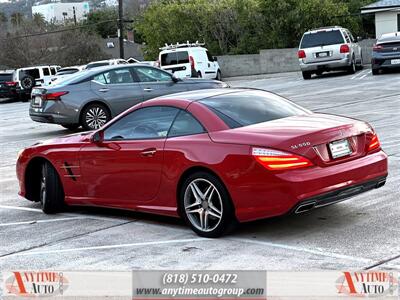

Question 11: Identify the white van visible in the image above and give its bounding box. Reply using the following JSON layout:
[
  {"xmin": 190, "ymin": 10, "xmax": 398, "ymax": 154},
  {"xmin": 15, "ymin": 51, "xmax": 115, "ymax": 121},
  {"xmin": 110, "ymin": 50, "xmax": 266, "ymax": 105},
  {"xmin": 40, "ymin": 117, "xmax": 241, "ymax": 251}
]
[{"xmin": 158, "ymin": 42, "xmax": 221, "ymax": 80}]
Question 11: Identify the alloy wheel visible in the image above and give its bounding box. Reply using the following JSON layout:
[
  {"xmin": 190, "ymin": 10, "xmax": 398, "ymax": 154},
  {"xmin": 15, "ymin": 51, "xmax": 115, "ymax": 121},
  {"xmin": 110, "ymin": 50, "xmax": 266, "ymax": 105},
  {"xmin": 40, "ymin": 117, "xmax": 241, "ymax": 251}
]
[
  {"xmin": 85, "ymin": 107, "xmax": 108, "ymax": 129},
  {"xmin": 183, "ymin": 178, "xmax": 223, "ymax": 232}
]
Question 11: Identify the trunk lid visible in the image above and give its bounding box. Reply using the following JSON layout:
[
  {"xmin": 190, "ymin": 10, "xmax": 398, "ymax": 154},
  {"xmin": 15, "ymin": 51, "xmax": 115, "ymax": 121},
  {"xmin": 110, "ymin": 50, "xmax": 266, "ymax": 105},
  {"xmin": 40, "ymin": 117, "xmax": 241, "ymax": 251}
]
[{"xmin": 209, "ymin": 113, "xmax": 372, "ymax": 167}]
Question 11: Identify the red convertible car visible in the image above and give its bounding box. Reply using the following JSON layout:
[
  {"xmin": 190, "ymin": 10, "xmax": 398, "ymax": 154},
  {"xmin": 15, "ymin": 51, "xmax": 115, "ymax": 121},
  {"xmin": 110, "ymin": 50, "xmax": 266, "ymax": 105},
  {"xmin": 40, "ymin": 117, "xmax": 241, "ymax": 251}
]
[{"xmin": 17, "ymin": 89, "xmax": 388, "ymax": 237}]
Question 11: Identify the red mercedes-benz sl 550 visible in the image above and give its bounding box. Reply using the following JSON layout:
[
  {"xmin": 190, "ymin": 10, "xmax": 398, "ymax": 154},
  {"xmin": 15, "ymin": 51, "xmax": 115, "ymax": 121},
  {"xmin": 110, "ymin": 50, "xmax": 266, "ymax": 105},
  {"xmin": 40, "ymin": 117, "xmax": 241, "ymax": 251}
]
[{"xmin": 16, "ymin": 89, "xmax": 388, "ymax": 237}]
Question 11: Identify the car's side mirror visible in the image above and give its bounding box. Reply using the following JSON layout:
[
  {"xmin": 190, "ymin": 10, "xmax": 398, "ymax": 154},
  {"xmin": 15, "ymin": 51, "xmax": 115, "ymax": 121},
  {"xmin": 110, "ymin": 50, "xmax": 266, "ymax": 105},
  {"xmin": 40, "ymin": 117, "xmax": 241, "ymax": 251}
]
[
  {"xmin": 213, "ymin": 56, "xmax": 218, "ymax": 62},
  {"xmin": 91, "ymin": 130, "xmax": 104, "ymax": 144},
  {"xmin": 171, "ymin": 75, "xmax": 180, "ymax": 83}
]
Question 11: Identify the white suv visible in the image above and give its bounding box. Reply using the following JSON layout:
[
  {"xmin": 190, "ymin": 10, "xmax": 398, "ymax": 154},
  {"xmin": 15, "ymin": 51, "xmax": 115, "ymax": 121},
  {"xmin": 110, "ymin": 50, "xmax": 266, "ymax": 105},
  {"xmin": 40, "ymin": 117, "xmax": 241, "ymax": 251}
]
[
  {"xmin": 85, "ymin": 59, "xmax": 128, "ymax": 69},
  {"xmin": 12, "ymin": 65, "xmax": 60, "ymax": 100},
  {"xmin": 298, "ymin": 26, "xmax": 363, "ymax": 79},
  {"xmin": 158, "ymin": 42, "xmax": 221, "ymax": 80}
]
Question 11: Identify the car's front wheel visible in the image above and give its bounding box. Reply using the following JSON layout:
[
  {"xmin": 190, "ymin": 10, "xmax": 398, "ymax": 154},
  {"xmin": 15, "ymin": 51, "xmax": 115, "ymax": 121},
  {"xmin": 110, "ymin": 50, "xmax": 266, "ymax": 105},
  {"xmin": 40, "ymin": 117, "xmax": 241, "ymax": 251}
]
[
  {"xmin": 215, "ymin": 70, "xmax": 222, "ymax": 81},
  {"xmin": 180, "ymin": 172, "xmax": 236, "ymax": 237},
  {"xmin": 81, "ymin": 103, "xmax": 111, "ymax": 130},
  {"xmin": 40, "ymin": 161, "xmax": 65, "ymax": 214},
  {"xmin": 347, "ymin": 56, "xmax": 356, "ymax": 74}
]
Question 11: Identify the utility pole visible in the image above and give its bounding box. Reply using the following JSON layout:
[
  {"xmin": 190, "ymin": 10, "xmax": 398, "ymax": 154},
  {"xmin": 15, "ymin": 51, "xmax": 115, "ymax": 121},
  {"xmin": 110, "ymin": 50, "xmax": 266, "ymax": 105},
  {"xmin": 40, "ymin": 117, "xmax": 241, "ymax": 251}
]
[
  {"xmin": 73, "ymin": 6, "xmax": 77, "ymax": 26},
  {"xmin": 118, "ymin": 0, "xmax": 124, "ymax": 59}
]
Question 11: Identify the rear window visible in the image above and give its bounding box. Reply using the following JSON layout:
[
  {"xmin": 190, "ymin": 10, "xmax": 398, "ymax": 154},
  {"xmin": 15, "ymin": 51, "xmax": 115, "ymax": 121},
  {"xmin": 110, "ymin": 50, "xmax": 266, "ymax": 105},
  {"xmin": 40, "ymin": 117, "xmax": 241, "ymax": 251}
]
[
  {"xmin": 19, "ymin": 69, "xmax": 40, "ymax": 79},
  {"xmin": 198, "ymin": 90, "xmax": 309, "ymax": 129},
  {"xmin": 161, "ymin": 51, "xmax": 189, "ymax": 66},
  {"xmin": 300, "ymin": 30, "xmax": 344, "ymax": 48},
  {"xmin": 0, "ymin": 74, "xmax": 12, "ymax": 82}
]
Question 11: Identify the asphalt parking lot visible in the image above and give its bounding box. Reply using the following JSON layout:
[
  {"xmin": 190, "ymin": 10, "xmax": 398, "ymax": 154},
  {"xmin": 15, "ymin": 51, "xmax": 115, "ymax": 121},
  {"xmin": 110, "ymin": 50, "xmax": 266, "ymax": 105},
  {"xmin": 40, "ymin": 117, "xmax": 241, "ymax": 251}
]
[{"xmin": 0, "ymin": 68, "xmax": 399, "ymax": 271}]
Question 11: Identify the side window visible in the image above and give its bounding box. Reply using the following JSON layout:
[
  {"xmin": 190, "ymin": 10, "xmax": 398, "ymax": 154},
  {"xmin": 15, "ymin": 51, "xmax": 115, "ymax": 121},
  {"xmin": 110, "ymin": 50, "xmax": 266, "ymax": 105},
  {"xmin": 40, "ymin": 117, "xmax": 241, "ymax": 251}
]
[
  {"xmin": 93, "ymin": 69, "xmax": 134, "ymax": 84},
  {"xmin": 206, "ymin": 50, "xmax": 214, "ymax": 62},
  {"xmin": 50, "ymin": 67, "xmax": 56, "ymax": 75},
  {"xmin": 134, "ymin": 66, "xmax": 172, "ymax": 82},
  {"xmin": 43, "ymin": 68, "xmax": 50, "ymax": 76},
  {"xmin": 168, "ymin": 110, "xmax": 205, "ymax": 137},
  {"xmin": 104, "ymin": 106, "xmax": 179, "ymax": 141},
  {"xmin": 20, "ymin": 69, "xmax": 40, "ymax": 79}
]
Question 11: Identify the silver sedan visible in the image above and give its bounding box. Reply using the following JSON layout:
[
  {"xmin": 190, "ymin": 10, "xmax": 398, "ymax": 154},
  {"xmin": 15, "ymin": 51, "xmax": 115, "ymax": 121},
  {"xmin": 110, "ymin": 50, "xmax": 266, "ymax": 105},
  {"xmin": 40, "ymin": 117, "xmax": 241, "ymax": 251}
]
[{"xmin": 30, "ymin": 64, "xmax": 228, "ymax": 130}]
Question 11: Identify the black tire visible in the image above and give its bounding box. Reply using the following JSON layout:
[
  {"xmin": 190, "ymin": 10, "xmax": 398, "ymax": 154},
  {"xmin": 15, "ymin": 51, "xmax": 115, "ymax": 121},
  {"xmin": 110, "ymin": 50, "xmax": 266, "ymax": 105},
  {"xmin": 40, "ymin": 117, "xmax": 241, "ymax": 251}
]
[
  {"xmin": 197, "ymin": 71, "xmax": 202, "ymax": 78},
  {"xmin": 347, "ymin": 56, "xmax": 356, "ymax": 74},
  {"xmin": 302, "ymin": 71, "xmax": 312, "ymax": 80},
  {"xmin": 356, "ymin": 53, "xmax": 364, "ymax": 70},
  {"xmin": 61, "ymin": 124, "xmax": 80, "ymax": 131},
  {"xmin": 40, "ymin": 161, "xmax": 65, "ymax": 214},
  {"xmin": 372, "ymin": 68, "xmax": 380, "ymax": 75},
  {"xmin": 179, "ymin": 171, "xmax": 237, "ymax": 238},
  {"xmin": 215, "ymin": 70, "xmax": 222, "ymax": 81},
  {"xmin": 20, "ymin": 76, "xmax": 35, "ymax": 90},
  {"xmin": 316, "ymin": 70, "xmax": 323, "ymax": 76},
  {"xmin": 81, "ymin": 103, "xmax": 111, "ymax": 131}
]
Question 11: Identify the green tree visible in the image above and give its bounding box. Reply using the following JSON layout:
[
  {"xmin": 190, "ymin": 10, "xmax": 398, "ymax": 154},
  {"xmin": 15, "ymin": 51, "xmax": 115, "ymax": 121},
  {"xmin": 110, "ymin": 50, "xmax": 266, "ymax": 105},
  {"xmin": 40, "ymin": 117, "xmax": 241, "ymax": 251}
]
[
  {"xmin": 10, "ymin": 12, "xmax": 24, "ymax": 27},
  {"xmin": 83, "ymin": 8, "xmax": 118, "ymax": 38},
  {"xmin": 0, "ymin": 11, "xmax": 7, "ymax": 24},
  {"xmin": 32, "ymin": 13, "xmax": 46, "ymax": 28}
]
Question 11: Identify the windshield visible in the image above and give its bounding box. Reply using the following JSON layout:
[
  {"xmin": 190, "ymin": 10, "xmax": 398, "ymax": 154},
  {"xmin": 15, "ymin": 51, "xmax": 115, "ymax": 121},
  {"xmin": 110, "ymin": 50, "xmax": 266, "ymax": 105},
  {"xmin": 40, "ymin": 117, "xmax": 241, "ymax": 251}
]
[
  {"xmin": 199, "ymin": 90, "xmax": 309, "ymax": 128},
  {"xmin": 300, "ymin": 30, "xmax": 344, "ymax": 48}
]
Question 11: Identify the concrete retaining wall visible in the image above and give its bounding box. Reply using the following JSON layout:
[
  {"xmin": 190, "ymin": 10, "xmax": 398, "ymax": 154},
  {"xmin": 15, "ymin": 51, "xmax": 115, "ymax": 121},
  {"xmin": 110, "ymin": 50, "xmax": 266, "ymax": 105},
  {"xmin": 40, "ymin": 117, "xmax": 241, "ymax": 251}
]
[{"xmin": 218, "ymin": 39, "xmax": 376, "ymax": 78}]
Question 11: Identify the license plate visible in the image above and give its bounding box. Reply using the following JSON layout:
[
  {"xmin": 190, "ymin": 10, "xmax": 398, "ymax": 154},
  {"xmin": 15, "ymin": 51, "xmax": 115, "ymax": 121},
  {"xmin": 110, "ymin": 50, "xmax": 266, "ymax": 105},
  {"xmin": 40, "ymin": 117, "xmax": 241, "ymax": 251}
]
[
  {"xmin": 329, "ymin": 139, "xmax": 352, "ymax": 159},
  {"xmin": 317, "ymin": 52, "xmax": 329, "ymax": 58},
  {"xmin": 33, "ymin": 96, "xmax": 42, "ymax": 106},
  {"xmin": 391, "ymin": 59, "xmax": 400, "ymax": 65}
]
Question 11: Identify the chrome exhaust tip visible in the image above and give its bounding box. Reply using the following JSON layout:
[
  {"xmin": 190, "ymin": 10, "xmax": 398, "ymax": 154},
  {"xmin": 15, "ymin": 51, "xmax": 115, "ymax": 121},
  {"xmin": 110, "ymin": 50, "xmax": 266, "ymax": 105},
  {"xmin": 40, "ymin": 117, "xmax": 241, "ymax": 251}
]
[{"xmin": 295, "ymin": 202, "xmax": 316, "ymax": 214}]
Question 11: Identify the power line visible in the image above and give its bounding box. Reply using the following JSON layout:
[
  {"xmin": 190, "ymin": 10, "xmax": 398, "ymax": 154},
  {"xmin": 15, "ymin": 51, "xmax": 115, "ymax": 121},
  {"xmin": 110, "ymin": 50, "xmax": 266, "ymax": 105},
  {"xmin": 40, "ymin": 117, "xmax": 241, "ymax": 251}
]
[{"xmin": 0, "ymin": 19, "xmax": 126, "ymax": 40}]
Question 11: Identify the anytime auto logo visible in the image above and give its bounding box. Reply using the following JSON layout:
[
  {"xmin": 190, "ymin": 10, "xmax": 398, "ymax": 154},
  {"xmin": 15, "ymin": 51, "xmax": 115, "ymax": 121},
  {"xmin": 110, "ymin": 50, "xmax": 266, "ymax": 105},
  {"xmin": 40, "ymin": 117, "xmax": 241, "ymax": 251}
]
[
  {"xmin": 336, "ymin": 271, "xmax": 398, "ymax": 297},
  {"xmin": 5, "ymin": 271, "xmax": 69, "ymax": 297}
]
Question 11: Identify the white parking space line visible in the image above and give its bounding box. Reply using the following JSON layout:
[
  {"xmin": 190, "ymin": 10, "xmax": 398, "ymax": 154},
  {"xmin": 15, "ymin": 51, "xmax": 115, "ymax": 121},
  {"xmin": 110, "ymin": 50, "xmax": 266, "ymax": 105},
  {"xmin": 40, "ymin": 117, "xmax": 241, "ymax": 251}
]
[
  {"xmin": 0, "ymin": 217, "xmax": 87, "ymax": 227},
  {"xmin": 0, "ymin": 204, "xmax": 42, "ymax": 212},
  {"xmin": 4, "ymin": 238, "xmax": 208, "ymax": 257},
  {"xmin": 350, "ymin": 70, "xmax": 368, "ymax": 80},
  {"xmin": 229, "ymin": 238, "xmax": 373, "ymax": 264},
  {"xmin": 360, "ymin": 70, "xmax": 372, "ymax": 79}
]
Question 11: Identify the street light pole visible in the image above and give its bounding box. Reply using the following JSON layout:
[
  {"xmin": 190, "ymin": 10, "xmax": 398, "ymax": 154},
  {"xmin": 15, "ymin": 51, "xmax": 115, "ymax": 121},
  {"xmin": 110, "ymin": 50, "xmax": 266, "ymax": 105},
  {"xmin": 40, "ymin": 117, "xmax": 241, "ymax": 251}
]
[{"xmin": 118, "ymin": 0, "xmax": 124, "ymax": 59}]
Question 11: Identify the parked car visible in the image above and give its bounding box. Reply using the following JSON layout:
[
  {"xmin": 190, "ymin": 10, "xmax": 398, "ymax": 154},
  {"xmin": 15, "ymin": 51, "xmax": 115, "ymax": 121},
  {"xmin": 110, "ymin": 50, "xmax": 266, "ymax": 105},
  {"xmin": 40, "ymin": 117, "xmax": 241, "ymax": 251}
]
[
  {"xmin": 17, "ymin": 88, "xmax": 388, "ymax": 237},
  {"xmin": 298, "ymin": 26, "xmax": 363, "ymax": 79},
  {"xmin": 158, "ymin": 42, "xmax": 221, "ymax": 80},
  {"xmin": 11, "ymin": 66, "xmax": 61, "ymax": 100},
  {"xmin": 48, "ymin": 65, "xmax": 85, "ymax": 85},
  {"xmin": 0, "ymin": 71, "xmax": 18, "ymax": 99},
  {"xmin": 372, "ymin": 32, "xmax": 400, "ymax": 75},
  {"xmin": 85, "ymin": 59, "xmax": 128, "ymax": 70},
  {"xmin": 30, "ymin": 64, "xmax": 228, "ymax": 130}
]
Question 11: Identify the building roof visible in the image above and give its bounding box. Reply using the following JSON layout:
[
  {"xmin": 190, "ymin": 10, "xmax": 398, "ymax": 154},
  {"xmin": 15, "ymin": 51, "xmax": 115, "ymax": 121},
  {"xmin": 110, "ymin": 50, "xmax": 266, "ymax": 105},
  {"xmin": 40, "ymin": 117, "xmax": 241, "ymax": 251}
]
[{"xmin": 361, "ymin": 0, "xmax": 400, "ymax": 12}]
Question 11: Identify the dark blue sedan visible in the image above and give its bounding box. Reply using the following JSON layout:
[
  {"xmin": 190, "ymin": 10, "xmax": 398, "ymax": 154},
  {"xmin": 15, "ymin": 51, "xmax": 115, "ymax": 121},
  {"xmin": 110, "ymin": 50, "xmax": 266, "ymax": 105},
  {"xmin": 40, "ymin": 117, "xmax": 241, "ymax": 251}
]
[{"xmin": 372, "ymin": 32, "xmax": 400, "ymax": 75}]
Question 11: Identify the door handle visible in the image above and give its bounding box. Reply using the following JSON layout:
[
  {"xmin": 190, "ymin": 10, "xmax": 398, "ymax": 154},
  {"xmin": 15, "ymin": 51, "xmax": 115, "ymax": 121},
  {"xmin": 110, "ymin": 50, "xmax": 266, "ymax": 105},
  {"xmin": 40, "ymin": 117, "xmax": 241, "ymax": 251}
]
[
  {"xmin": 98, "ymin": 88, "xmax": 109, "ymax": 92},
  {"xmin": 143, "ymin": 88, "xmax": 153, "ymax": 92},
  {"xmin": 141, "ymin": 148, "xmax": 156, "ymax": 157}
]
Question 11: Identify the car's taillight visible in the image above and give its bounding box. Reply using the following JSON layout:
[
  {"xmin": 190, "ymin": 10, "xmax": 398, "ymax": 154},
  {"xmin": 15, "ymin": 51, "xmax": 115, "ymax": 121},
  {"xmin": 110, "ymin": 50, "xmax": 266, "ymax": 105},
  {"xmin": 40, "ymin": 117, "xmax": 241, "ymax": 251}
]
[
  {"xmin": 5, "ymin": 81, "xmax": 17, "ymax": 86},
  {"xmin": 252, "ymin": 147, "xmax": 313, "ymax": 171},
  {"xmin": 43, "ymin": 91, "xmax": 69, "ymax": 101},
  {"xmin": 373, "ymin": 44, "xmax": 383, "ymax": 51},
  {"xmin": 340, "ymin": 44, "xmax": 350, "ymax": 53},
  {"xmin": 366, "ymin": 133, "xmax": 380, "ymax": 152},
  {"xmin": 189, "ymin": 56, "xmax": 195, "ymax": 69},
  {"xmin": 297, "ymin": 50, "xmax": 306, "ymax": 59}
]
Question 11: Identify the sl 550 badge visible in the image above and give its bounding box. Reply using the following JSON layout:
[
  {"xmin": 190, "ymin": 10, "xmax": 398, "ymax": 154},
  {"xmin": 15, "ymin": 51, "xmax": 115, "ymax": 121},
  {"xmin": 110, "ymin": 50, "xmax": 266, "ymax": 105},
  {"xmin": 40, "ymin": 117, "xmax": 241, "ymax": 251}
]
[{"xmin": 291, "ymin": 142, "xmax": 311, "ymax": 150}]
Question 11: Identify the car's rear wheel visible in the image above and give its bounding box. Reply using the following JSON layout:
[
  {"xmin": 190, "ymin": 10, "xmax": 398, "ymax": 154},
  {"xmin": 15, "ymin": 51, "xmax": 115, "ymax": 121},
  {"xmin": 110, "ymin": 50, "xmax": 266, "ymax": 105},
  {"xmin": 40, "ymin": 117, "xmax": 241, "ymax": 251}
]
[
  {"xmin": 302, "ymin": 71, "xmax": 312, "ymax": 80},
  {"xmin": 347, "ymin": 56, "xmax": 356, "ymax": 74},
  {"xmin": 215, "ymin": 70, "xmax": 222, "ymax": 81},
  {"xmin": 62, "ymin": 124, "xmax": 80, "ymax": 131},
  {"xmin": 180, "ymin": 172, "xmax": 236, "ymax": 238},
  {"xmin": 372, "ymin": 68, "xmax": 380, "ymax": 75},
  {"xmin": 40, "ymin": 161, "xmax": 65, "ymax": 214},
  {"xmin": 81, "ymin": 103, "xmax": 111, "ymax": 131}
]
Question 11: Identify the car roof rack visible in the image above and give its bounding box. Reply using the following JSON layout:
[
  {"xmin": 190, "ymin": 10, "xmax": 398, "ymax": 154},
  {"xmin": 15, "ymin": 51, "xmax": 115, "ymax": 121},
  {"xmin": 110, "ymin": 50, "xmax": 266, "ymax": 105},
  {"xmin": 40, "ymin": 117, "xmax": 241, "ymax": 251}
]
[{"xmin": 159, "ymin": 41, "xmax": 205, "ymax": 50}]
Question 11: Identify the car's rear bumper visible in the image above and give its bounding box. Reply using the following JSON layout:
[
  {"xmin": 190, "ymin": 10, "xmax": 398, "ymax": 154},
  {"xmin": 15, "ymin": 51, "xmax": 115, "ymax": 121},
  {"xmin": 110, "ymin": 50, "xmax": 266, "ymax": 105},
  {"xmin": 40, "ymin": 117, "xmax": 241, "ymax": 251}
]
[
  {"xmin": 372, "ymin": 56, "xmax": 400, "ymax": 69},
  {"xmin": 234, "ymin": 150, "xmax": 388, "ymax": 222},
  {"xmin": 299, "ymin": 57, "xmax": 350, "ymax": 72},
  {"xmin": 30, "ymin": 111, "xmax": 76, "ymax": 125}
]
